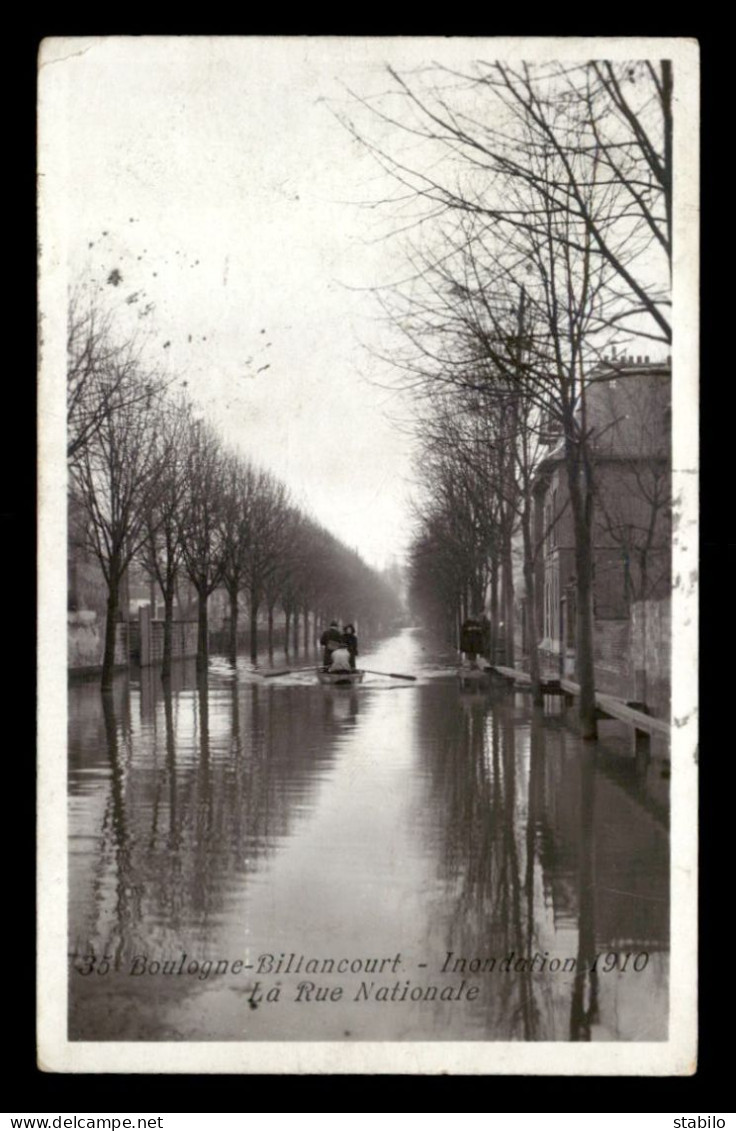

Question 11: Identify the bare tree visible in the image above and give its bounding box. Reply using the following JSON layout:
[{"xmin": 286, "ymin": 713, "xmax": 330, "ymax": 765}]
[
  {"xmin": 488, "ymin": 60, "xmax": 672, "ymax": 343},
  {"xmin": 219, "ymin": 455, "xmax": 259, "ymax": 665},
  {"xmin": 277, "ymin": 511, "xmax": 309, "ymax": 656},
  {"xmin": 263, "ymin": 505, "xmax": 303, "ymax": 658},
  {"xmin": 137, "ymin": 395, "xmax": 191, "ymax": 679},
  {"xmin": 337, "ymin": 55, "xmax": 672, "ymax": 731},
  {"xmin": 241, "ymin": 471, "xmax": 290, "ymax": 664},
  {"xmin": 340, "ymin": 59, "xmax": 671, "ymax": 343},
  {"xmin": 178, "ymin": 419, "xmax": 227, "ymax": 672},
  {"xmin": 292, "ymin": 519, "xmax": 334, "ymax": 657},
  {"xmin": 344, "ymin": 66, "xmax": 655, "ymax": 733},
  {"xmin": 431, "ymin": 282, "xmax": 563, "ymax": 701},
  {"xmin": 70, "ymin": 355, "xmax": 164, "ymax": 689},
  {"xmin": 67, "ymin": 294, "xmax": 162, "ymax": 465}
]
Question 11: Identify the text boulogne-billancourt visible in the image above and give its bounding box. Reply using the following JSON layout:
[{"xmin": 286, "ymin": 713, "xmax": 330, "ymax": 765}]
[{"xmin": 126, "ymin": 951, "xmax": 405, "ymax": 979}]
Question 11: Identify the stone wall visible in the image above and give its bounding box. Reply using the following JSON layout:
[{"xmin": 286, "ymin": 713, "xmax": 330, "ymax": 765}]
[
  {"xmin": 629, "ymin": 597, "xmax": 671, "ymax": 720},
  {"xmin": 535, "ymin": 600, "xmax": 670, "ymax": 720},
  {"xmin": 593, "ymin": 619, "xmax": 631, "ymax": 700},
  {"xmin": 68, "ymin": 611, "xmax": 128, "ymax": 673},
  {"xmin": 138, "ymin": 604, "xmax": 198, "ymax": 665},
  {"xmin": 149, "ymin": 619, "xmax": 198, "ymax": 664}
]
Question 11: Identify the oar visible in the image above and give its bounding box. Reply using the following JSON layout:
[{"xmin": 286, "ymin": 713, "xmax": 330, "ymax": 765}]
[
  {"xmin": 262, "ymin": 665, "xmax": 417, "ymax": 682},
  {"xmin": 261, "ymin": 666, "xmax": 317, "ymax": 678},
  {"xmin": 361, "ymin": 668, "xmax": 417, "ymax": 681}
]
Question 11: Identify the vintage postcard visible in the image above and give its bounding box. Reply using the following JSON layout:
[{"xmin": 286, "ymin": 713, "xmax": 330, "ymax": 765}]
[{"xmin": 37, "ymin": 36, "xmax": 699, "ymax": 1074}]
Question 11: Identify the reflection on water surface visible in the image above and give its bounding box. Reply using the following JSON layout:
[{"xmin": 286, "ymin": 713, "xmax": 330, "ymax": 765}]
[{"xmin": 69, "ymin": 630, "xmax": 669, "ymax": 1041}]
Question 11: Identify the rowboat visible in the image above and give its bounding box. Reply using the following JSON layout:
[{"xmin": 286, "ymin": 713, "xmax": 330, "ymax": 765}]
[{"xmin": 316, "ymin": 668, "xmax": 365, "ymax": 686}]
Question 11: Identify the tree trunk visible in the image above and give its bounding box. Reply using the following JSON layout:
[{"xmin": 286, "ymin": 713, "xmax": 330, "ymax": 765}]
[
  {"xmin": 471, "ymin": 575, "xmax": 484, "ymax": 614},
  {"xmin": 490, "ymin": 553, "xmax": 499, "ymax": 662},
  {"xmin": 303, "ymin": 607, "xmax": 309, "ymax": 655},
  {"xmin": 292, "ymin": 608, "xmax": 299, "ymax": 656},
  {"xmin": 196, "ymin": 587, "xmax": 209, "ymax": 673},
  {"xmin": 228, "ymin": 586, "xmax": 239, "ymax": 666},
  {"xmin": 101, "ymin": 576, "xmax": 120, "ymax": 691},
  {"xmin": 161, "ymin": 586, "xmax": 174, "ymax": 680},
  {"xmin": 525, "ymin": 707, "xmax": 545, "ymax": 953},
  {"xmin": 267, "ymin": 603, "xmax": 275, "ymax": 659},
  {"xmin": 568, "ymin": 466, "xmax": 598, "ymax": 740},
  {"xmin": 638, "ymin": 592, "xmax": 648, "ymax": 706},
  {"xmin": 639, "ymin": 555, "xmax": 648, "ymax": 606},
  {"xmin": 521, "ymin": 504, "xmax": 543, "ymax": 706},
  {"xmin": 502, "ymin": 539, "xmax": 515, "ymax": 667},
  {"xmin": 249, "ymin": 591, "xmax": 259, "ymax": 664},
  {"xmin": 284, "ymin": 608, "xmax": 291, "ymax": 656}
]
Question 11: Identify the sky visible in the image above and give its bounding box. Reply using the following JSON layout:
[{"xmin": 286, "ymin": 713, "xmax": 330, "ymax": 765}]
[
  {"xmin": 41, "ymin": 37, "xmax": 441, "ymax": 570},
  {"xmin": 40, "ymin": 36, "xmax": 691, "ymax": 573}
]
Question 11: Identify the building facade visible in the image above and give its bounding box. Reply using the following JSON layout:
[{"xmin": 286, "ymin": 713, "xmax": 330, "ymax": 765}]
[{"xmin": 532, "ymin": 356, "xmax": 671, "ymax": 714}]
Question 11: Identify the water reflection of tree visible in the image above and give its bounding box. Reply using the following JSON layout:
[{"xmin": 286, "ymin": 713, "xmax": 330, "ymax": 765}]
[
  {"xmin": 537, "ymin": 726, "xmax": 669, "ymax": 1038},
  {"xmin": 417, "ymin": 683, "xmax": 668, "ymax": 1041},
  {"xmin": 417, "ymin": 686, "xmax": 665, "ymax": 1041},
  {"xmin": 140, "ymin": 666, "xmax": 169, "ymax": 856},
  {"xmin": 191, "ymin": 672, "xmax": 213, "ymax": 914},
  {"xmin": 99, "ymin": 691, "xmax": 137, "ymax": 968},
  {"xmin": 163, "ymin": 679, "xmax": 179, "ymax": 854},
  {"xmin": 70, "ymin": 683, "xmax": 138, "ymax": 981},
  {"xmin": 499, "ymin": 709, "xmax": 538, "ymax": 1038},
  {"xmin": 569, "ymin": 748, "xmax": 599, "ymax": 1040},
  {"xmin": 69, "ymin": 672, "xmax": 357, "ymax": 986},
  {"xmin": 418, "ymin": 688, "xmax": 553, "ymax": 1038}
]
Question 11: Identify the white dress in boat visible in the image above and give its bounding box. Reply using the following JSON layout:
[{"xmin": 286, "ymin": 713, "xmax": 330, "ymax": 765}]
[{"xmin": 328, "ymin": 647, "xmax": 352, "ymax": 672}]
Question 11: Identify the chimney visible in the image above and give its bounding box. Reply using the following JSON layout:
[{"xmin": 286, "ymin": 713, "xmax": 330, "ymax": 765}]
[
  {"xmin": 645, "ymin": 355, "xmax": 650, "ymax": 363},
  {"xmin": 636, "ymin": 355, "xmax": 642, "ymax": 364}
]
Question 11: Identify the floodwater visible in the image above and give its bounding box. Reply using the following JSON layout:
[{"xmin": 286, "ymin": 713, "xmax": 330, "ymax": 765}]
[{"xmin": 68, "ymin": 628, "xmax": 669, "ymax": 1042}]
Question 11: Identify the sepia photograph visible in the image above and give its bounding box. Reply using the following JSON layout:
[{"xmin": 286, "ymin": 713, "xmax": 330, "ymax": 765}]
[{"xmin": 37, "ymin": 36, "xmax": 699, "ymax": 1074}]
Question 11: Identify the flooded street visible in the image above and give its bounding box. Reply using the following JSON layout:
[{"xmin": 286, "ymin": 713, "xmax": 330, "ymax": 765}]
[{"xmin": 68, "ymin": 629, "xmax": 669, "ymax": 1043}]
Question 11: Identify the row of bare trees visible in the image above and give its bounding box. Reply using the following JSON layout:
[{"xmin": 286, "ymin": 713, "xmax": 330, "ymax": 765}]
[
  {"xmin": 68, "ymin": 296, "xmax": 401, "ymax": 690},
  {"xmin": 345, "ymin": 58, "xmax": 672, "ymax": 736}
]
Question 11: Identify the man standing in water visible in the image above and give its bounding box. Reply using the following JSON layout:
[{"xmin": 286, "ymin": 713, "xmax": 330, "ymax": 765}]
[{"xmin": 460, "ymin": 612, "xmax": 489, "ymax": 668}]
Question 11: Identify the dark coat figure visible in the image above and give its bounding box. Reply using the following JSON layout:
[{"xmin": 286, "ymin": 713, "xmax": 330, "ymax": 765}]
[
  {"xmin": 342, "ymin": 625, "xmax": 359, "ymax": 670},
  {"xmin": 320, "ymin": 621, "xmax": 343, "ymax": 670},
  {"xmin": 460, "ymin": 616, "xmax": 485, "ymax": 660}
]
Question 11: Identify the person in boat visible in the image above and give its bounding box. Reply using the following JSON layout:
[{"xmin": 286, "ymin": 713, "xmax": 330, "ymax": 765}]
[
  {"xmin": 460, "ymin": 613, "xmax": 487, "ymax": 668},
  {"xmin": 328, "ymin": 644, "xmax": 353, "ymax": 673},
  {"xmin": 320, "ymin": 620, "xmax": 343, "ymax": 670},
  {"xmin": 342, "ymin": 624, "xmax": 359, "ymax": 670}
]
